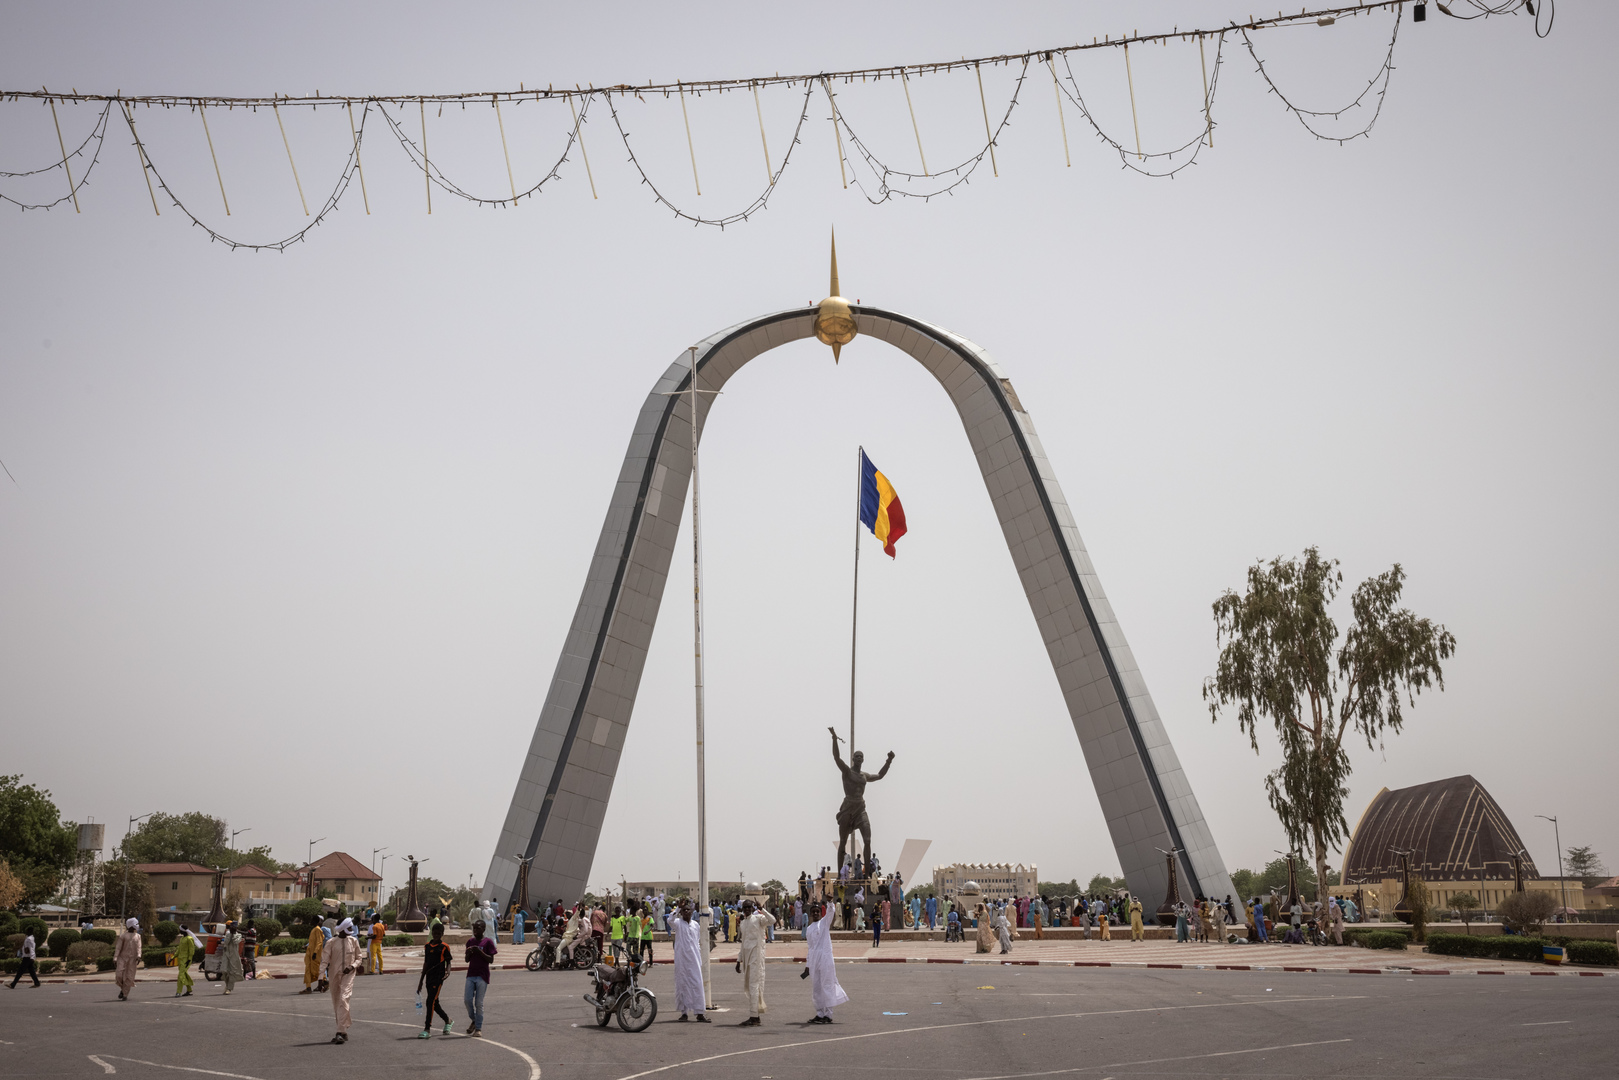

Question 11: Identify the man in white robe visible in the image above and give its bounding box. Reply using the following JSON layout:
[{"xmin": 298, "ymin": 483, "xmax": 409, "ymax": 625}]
[
  {"xmin": 735, "ymin": 899, "xmax": 769, "ymax": 1026},
  {"xmin": 804, "ymin": 903, "xmax": 847, "ymax": 1024},
  {"xmin": 666, "ymin": 897, "xmax": 710, "ymax": 1023},
  {"xmin": 321, "ymin": 918, "xmax": 364, "ymax": 1044},
  {"xmin": 995, "ymin": 907, "xmax": 1013, "ymax": 953}
]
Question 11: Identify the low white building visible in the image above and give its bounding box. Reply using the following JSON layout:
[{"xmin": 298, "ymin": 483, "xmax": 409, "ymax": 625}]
[{"xmin": 933, "ymin": 862, "xmax": 1038, "ymax": 902}]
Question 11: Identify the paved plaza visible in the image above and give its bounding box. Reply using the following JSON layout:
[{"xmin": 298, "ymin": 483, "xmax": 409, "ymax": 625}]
[{"xmin": 6, "ymin": 939, "xmax": 1613, "ymax": 1080}]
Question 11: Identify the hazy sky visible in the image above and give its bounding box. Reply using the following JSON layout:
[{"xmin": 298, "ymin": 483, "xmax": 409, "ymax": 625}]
[{"xmin": 2, "ymin": 2, "xmax": 1613, "ymax": 902}]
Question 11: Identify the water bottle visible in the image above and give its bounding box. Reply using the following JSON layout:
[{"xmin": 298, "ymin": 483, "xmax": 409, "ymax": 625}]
[{"xmin": 415, "ymin": 992, "xmax": 423, "ymax": 1012}]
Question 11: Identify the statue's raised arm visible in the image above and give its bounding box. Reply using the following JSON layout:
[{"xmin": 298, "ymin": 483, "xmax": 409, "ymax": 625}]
[{"xmin": 828, "ymin": 726, "xmax": 849, "ymax": 777}]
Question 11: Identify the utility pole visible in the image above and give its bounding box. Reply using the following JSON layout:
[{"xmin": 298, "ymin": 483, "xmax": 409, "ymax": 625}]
[
  {"xmin": 1536, "ymin": 815, "xmax": 1568, "ymax": 917},
  {"xmin": 121, "ymin": 812, "xmax": 153, "ymax": 920}
]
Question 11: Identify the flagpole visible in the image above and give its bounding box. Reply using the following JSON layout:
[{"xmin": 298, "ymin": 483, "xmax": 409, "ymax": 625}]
[
  {"xmin": 689, "ymin": 346, "xmax": 712, "ymax": 1009},
  {"xmin": 850, "ymin": 445, "xmax": 862, "ymax": 759}
]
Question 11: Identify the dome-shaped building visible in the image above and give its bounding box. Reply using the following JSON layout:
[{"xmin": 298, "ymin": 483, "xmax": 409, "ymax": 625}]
[{"xmin": 1331, "ymin": 775, "xmax": 1584, "ymax": 915}]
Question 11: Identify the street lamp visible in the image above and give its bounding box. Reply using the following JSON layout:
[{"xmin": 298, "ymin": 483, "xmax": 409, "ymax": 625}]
[
  {"xmin": 121, "ymin": 812, "xmax": 154, "ymax": 920},
  {"xmin": 1535, "ymin": 815, "xmax": 1568, "ymax": 918},
  {"xmin": 231, "ymin": 827, "xmax": 251, "ymax": 854},
  {"xmin": 306, "ymin": 837, "xmax": 326, "ymax": 899},
  {"xmin": 372, "ymin": 846, "xmax": 388, "ymax": 874}
]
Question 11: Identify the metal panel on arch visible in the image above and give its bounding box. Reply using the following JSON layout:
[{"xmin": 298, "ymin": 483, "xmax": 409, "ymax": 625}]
[{"xmin": 481, "ymin": 306, "xmax": 1235, "ymax": 909}]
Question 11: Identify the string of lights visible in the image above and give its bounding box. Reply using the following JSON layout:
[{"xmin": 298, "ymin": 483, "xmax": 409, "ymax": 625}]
[
  {"xmin": 374, "ymin": 96, "xmax": 589, "ymax": 208},
  {"xmin": 123, "ymin": 100, "xmax": 367, "ymax": 251},
  {"xmin": 0, "ymin": 0, "xmax": 1544, "ymax": 246},
  {"xmin": 1, "ymin": 100, "xmax": 110, "ymax": 210},
  {"xmin": 1242, "ymin": 5, "xmax": 1401, "ymax": 143},
  {"xmin": 834, "ymin": 60, "xmax": 1028, "ymax": 205},
  {"xmin": 603, "ymin": 83, "xmax": 815, "ymax": 228},
  {"xmin": 1055, "ymin": 36, "xmax": 1227, "ymax": 180}
]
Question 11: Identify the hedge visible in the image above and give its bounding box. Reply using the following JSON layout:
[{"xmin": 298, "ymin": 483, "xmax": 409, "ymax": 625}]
[
  {"xmin": 1344, "ymin": 926, "xmax": 1413, "ymax": 946},
  {"xmin": 0, "ymin": 910, "xmax": 18, "ymax": 935},
  {"xmin": 142, "ymin": 947, "xmax": 176, "ymax": 968},
  {"xmin": 1357, "ymin": 931, "xmax": 1409, "ymax": 951},
  {"xmin": 48, "ymin": 928, "xmax": 82, "ymax": 957},
  {"xmin": 97, "ymin": 956, "xmax": 116, "ymax": 972},
  {"xmin": 0, "ymin": 958, "xmax": 60, "ymax": 975},
  {"xmin": 153, "ymin": 921, "xmax": 180, "ymax": 947},
  {"xmin": 249, "ymin": 917, "xmax": 283, "ymax": 941},
  {"xmin": 82, "ymin": 928, "xmax": 118, "ymax": 946},
  {"xmin": 383, "ymin": 934, "xmax": 416, "ymax": 947},
  {"xmin": 67, "ymin": 940, "xmax": 112, "ymax": 963},
  {"xmin": 1424, "ymin": 933, "xmax": 1617, "ymax": 967},
  {"xmin": 19, "ymin": 917, "xmax": 48, "ymax": 943},
  {"xmin": 268, "ymin": 937, "xmax": 314, "ymax": 956}
]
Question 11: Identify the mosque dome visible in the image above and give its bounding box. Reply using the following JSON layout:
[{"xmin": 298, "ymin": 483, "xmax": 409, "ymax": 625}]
[{"xmin": 961, "ymin": 881, "xmax": 981, "ymax": 893}]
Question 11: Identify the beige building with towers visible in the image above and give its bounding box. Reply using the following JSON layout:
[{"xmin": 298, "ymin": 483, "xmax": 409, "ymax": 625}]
[{"xmin": 933, "ymin": 862, "xmax": 1039, "ymax": 902}]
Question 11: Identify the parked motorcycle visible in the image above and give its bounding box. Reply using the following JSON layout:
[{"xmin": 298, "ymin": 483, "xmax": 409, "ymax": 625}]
[{"xmin": 583, "ymin": 956, "xmax": 657, "ymax": 1032}]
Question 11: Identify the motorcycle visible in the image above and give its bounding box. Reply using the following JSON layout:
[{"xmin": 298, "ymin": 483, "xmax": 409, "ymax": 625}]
[
  {"xmin": 583, "ymin": 956, "xmax": 657, "ymax": 1033},
  {"xmin": 527, "ymin": 931, "xmax": 599, "ymax": 971}
]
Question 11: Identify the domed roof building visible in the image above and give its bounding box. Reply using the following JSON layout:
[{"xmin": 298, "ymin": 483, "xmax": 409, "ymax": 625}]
[{"xmin": 1331, "ymin": 775, "xmax": 1586, "ymax": 915}]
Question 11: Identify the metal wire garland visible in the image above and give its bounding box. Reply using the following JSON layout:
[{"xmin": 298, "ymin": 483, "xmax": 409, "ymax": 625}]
[{"xmin": 1242, "ymin": 6, "xmax": 1402, "ymax": 144}]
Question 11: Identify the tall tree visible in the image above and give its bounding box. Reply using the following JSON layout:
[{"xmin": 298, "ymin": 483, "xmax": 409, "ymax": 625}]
[
  {"xmin": 120, "ymin": 811, "xmax": 230, "ymax": 866},
  {"xmin": 1203, "ymin": 548, "xmax": 1456, "ymax": 902},
  {"xmin": 0, "ymin": 775, "xmax": 78, "ymax": 905},
  {"xmin": 1564, "ymin": 845, "xmax": 1606, "ymax": 886}
]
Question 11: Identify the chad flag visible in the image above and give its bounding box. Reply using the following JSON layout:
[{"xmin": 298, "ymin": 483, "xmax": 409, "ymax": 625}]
[{"xmin": 859, "ymin": 449, "xmax": 908, "ymax": 557}]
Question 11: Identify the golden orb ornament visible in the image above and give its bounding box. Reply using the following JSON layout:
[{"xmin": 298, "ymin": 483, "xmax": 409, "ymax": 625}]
[{"xmin": 812, "ymin": 228, "xmax": 857, "ymax": 362}]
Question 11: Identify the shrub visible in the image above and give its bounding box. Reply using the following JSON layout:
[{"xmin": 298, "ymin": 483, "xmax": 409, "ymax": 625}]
[
  {"xmin": 152, "ymin": 921, "xmax": 180, "ymax": 947},
  {"xmin": 1497, "ymin": 891, "xmax": 1557, "ymax": 935},
  {"xmin": 47, "ymin": 928, "xmax": 82, "ymax": 957},
  {"xmin": 97, "ymin": 956, "xmax": 116, "ymax": 971},
  {"xmin": 2, "ymin": 958, "xmax": 59, "ymax": 975},
  {"xmin": 250, "ymin": 917, "xmax": 282, "ymax": 941},
  {"xmin": 268, "ymin": 937, "xmax": 313, "ymax": 956},
  {"xmin": 66, "ymin": 940, "xmax": 112, "ymax": 963},
  {"xmin": 383, "ymin": 933, "xmax": 416, "ymax": 947},
  {"xmin": 379, "ymin": 909, "xmax": 397, "ymax": 928},
  {"xmin": 5, "ymin": 932, "xmax": 23, "ymax": 953},
  {"xmin": 1358, "ymin": 931, "xmax": 1408, "ymax": 950},
  {"xmin": 0, "ymin": 910, "xmax": 18, "ymax": 935},
  {"xmin": 19, "ymin": 916, "xmax": 48, "ymax": 943},
  {"xmin": 82, "ymin": 927, "xmax": 117, "ymax": 946},
  {"xmin": 65, "ymin": 959, "xmax": 86, "ymax": 973},
  {"xmin": 142, "ymin": 947, "xmax": 174, "ymax": 968},
  {"xmin": 1564, "ymin": 940, "xmax": 1618, "ymax": 967}
]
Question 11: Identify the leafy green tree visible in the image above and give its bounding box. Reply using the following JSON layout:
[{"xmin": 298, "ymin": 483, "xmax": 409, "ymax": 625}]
[
  {"xmin": 230, "ymin": 845, "xmax": 290, "ymax": 873},
  {"xmin": 1229, "ymin": 868, "xmax": 1256, "ymax": 900},
  {"xmin": 905, "ymin": 882, "xmax": 939, "ymax": 901},
  {"xmin": 1204, "ymin": 549, "xmax": 1456, "ymax": 903},
  {"xmin": 1497, "ymin": 890, "xmax": 1556, "ymax": 935},
  {"xmin": 102, "ymin": 858, "xmax": 154, "ymax": 929},
  {"xmin": 1565, "ymin": 845, "xmax": 1606, "ymax": 887},
  {"xmin": 121, "ymin": 812, "xmax": 229, "ymax": 866},
  {"xmin": 1448, "ymin": 892, "xmax": 1481, "ymax": 934},
  {"xmin": 1086, "ymin": 873, "xmax": 1125, "ymax": 894},
  {"xmin": 0, "ymin": 776, "xmax": 78, "ymax": 905},
  {"xmin": 1038, "ymin": 879, "xmax": 1081, "ymax": 897}
]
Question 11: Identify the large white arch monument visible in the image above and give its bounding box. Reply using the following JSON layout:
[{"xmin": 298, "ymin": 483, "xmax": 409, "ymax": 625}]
[{"xmin": 482, "ymin": 305, "xmax": 1235, "ymax": 910}]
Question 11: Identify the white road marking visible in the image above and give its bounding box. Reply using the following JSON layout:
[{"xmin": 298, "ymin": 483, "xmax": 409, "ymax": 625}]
[
  {"xmin": 90, "ymin": 1057, "xmax": 268, "ymax": 1080},
  {"xmin": 610, "ymin": 995, "xmax": 1365, "ymax": 1080},
  {"xmin": 140, "ymin": 1000, "xmax": 539, "ymax": 1080},
  {"xmin": 1522, "ymin": 1020, "xmax": 1572, "ymax": 1026},
  {"xmin": 88, "ymin": 1056, "xmax": 115, "ymax": 1074},
  {"xmin": 955, "ymin": 1039, "xmax": 1354, "ymax": 1079}
]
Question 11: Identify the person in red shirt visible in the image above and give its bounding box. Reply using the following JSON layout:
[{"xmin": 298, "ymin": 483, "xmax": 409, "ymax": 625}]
[{"xmin": 462, "ymin": 920, "xmax": 497, "ymax": 1037}]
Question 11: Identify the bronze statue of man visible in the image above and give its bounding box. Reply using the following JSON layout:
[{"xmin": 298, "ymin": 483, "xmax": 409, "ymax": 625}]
[{"xmin": 829, "ymin": 727, "xmax": 894, "ymax": 877}]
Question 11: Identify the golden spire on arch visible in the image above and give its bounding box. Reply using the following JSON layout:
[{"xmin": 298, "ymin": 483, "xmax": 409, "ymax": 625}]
[{"xmin": 813, "ymin": 226, "xmax": 857, "ymax": 362}]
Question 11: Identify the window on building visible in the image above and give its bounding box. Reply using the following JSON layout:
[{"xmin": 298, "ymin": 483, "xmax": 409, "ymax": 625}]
[{"xmin": 171, "ymin": 881, "xmax": 179, "ymax": 890}]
